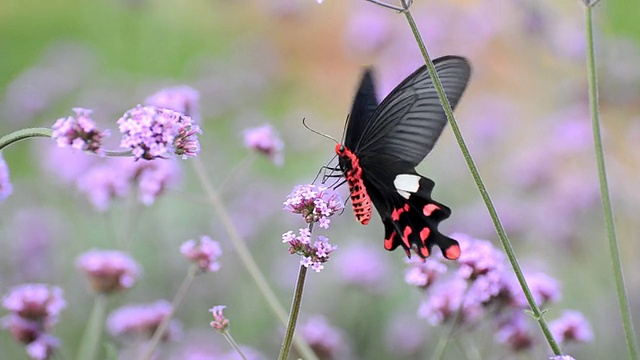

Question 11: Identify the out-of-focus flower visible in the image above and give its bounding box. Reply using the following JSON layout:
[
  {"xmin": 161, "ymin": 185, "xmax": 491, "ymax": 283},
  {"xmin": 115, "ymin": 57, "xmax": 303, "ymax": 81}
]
[
  {"xmin": 335, "ymin": 244, "xmax": 390, "ymax": 291},
  {"xmin": 209, "ymin": 305, "xmax": 229, "ymax": 333},
  {"xmin": 117, "ymin": 105, "xmax": 201, "ymax": 160},
  {"xmin": 404, "ymin": 256, "xmax": 446, "ymax": 289},
  {"xmin": 343, "ymin": 7, "xmax": 392, "ymax": 58},
  {"xmin": 145, "ymin": 86, "xmax": 201, "ymax": 122},
  {"xmin": 181, "ymin": 236, "xmax": 223, "ymax": 272},
  {"xmin": 549, "ymin": 310, "xmax": 593, "ymax": 344},
  {"xmin": 40, "ymin": 142, "xmax": 97, "ymax": 184},
  {"xmin": 76, "ymin": 163, "xmax": 130, "ymax": 211},
  {"xmin": 507, "ymin": 272, "xmax": 561, "ymax": 308},
  {"xmin": 0, "ymin": 153, "xmax": 13, "ymax": 202},
  {"xmin": 495, "ymin": 312, "xmax": 534, "ymax": 351},
  {"xmin": 283, "ymin": 184, "xmax": 343, "ymax": 226},
  {"xmin": 2, "ymin": 284, "xmax": 66, "ymax": 323},
  {"xmin": 25, "ymin": 334, "xmax": 59, "ymax": 360},
  {"xmin": 282, "ymin": 230, "xmax": 337, "ymax": 273},
  {"xmin": 75, "ymin": 249, "xmax": 141, "ymax": 294},
  {"xmin": 107, "ymin": 300, "xmax": 180, "ymax": 341},
  {"xmin": 51, "ymin": 108, "xmax": 110, "ymax": 155},
  {"xmin": 298, "ymin": 315, "xmax": 348, "ymax": 359},
  {"xmin": 124, "ymin": 158, "xmax": 181, "ymax": 206},
  {"xmin": 243, "ymin": 124, "xmax": 284, "ymax": 166},
  {"xmin": 417, "ymin": 278, "xmax": 483, "ymax": 326}
]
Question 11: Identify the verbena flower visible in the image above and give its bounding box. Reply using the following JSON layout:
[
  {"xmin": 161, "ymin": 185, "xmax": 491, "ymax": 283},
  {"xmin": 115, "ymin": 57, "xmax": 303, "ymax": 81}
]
[
  {"xmin": 0, "ymin": 153, "xmax": 12, "ymax": 202},
  {"xmin": 283, "ymin": 229, "xmax": 337, "ymax": 273},
  {"xmin": 76, "ymin": 163, "xmax": 130, "ymax": 211},
  {"xmin": 298, "ymin": 315, "xmax": 348, "ymax": 359},
  {"xmin": 117, "ymin": 105, "xmax": 201, "ymax": 160},
  {"xmin": 125, "ymin": 158, "xmax": 181, "ymax": 206},
  {"xmin": 180, "ymin": 236, "xmax": 223, "ymax": 272},
  {"xmin": 75, "ymin": 249, "xmax": 141, "ymax": 294},
  {"xmin": 107, "ymin": 300, "xmax": 181, "ymax": 341},
  {"xmin": 495, "ymin": 312, "xmax": 534, "ymax": 351},
  {"xmin": 209, "ymin": 305, "xmax": 229, "ymax": 333},
  {"xmin": 404, "ymin": 257, "xmax": 446, "ymax": 289},
  {"xmin": 243, "ymin": 124, "xmax": 284, "ymax": 166},
  {"xmin": 507, "ymin": 272, "xmax": 561, "ymax": 308},
  {"xmin": 549, "ymin": 310, "xmax": 593, "ymax": 344},
  {"xmin": 51, "ymin": 107, "xmax": 110, "ymax": 155},
  {"xmin": 145, "ymin": 86, "xmax": 201, "ymax": 121},
  {"xmin": 283, "ymin": 184, "xmax": 343, "ymax": 226},
  {"xmin": 417, "ymin": 278, "xmax": 483, "ymax": 325}
]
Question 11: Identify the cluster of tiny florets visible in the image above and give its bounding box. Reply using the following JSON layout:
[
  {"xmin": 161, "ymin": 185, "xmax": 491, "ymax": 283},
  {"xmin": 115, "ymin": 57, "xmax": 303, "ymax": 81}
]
[
  {"xmin": 283, "ymin": 184, "xmax": 343, "ymax": 228},
  {"xmin": 117, "ymin": 105, "xmax": 201, "ymax": 160},
  {"xmin": 282, "ymin": 229, "xmax": 338, "ymax": 273},
  {"xmin": 51, "ymin": 108, "xmax": 110, "ymax": 155},
  {"xmin": 180, "ymin": 236, "xmax": 223, "ymax": 273}
]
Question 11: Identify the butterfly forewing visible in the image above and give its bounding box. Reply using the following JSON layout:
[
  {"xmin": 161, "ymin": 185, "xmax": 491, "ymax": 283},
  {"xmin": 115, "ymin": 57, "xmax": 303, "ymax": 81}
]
[
  {"xmin": 355, "ymin": 56, "xmax": 471, "ymax": 166},
  {"xmin": 344, "ymin": 68, "xmax": 379, "ymax": 151}
]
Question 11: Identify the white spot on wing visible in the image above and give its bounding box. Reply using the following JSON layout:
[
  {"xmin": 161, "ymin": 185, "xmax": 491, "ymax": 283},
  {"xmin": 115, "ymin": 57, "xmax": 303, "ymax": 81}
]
[{"xmin": 394, "ymin": 174, "xmax": 420, "ymax": 199}]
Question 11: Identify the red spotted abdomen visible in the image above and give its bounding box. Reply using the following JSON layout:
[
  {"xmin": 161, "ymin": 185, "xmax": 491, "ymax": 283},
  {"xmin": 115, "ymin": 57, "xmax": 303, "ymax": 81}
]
[{"xmin": 346, "ymin": 175, "xmax": 372, "ymax": 225}]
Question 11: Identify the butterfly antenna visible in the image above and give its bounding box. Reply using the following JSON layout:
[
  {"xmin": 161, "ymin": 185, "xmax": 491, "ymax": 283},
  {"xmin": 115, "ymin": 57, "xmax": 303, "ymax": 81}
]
[
  {"xmin": 340, "ymin": 114, "xmax": 350, "ymax": 143},
  {"xmin": 302, "ymin": 118, "xmax": 339, "ymax": 144}
]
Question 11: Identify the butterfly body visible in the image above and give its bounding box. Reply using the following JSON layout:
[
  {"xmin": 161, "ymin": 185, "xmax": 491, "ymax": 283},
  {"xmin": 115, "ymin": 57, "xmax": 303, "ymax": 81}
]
[{"xmin": 336, "ymin": 56, "xmax": 471, "ymax": 260}]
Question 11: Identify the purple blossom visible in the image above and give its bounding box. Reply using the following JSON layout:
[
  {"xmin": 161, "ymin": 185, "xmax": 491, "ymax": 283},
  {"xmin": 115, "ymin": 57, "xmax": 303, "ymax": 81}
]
[
  {"xmin": 51, "ymin": 108, "xmax": 110, "ymax": 155},
  {"xmin": 76, "ymin": 163, "xmax": 130, "ymax": 211},
  {"xmin": 0, "ymin": 153, "xmax": 13, "ymax": 202},
  {"xmin": 209, "ymin": 305, "xmax": 229, "ymax": 333},
  {"xmin": 2, "ymin": 284, "xmax": 66, "ymax": 323},
  {"xmin": 495, "ymin": 312, "xmax": 534, "ymax": 351},
  {"xmin": 404, "ymin": 256, "xmax": 446, "ymax": 289},
  {"xmin": 507, "ymin": 272, "xmax": 561, "ymax": 308},
  {"xmin": 117, "ymin": 105, "xmax": 201, "ymax": 160},
  {"xmin": 418, "ymin": 278, "xmax": 483, "ymax": 326},
  {"xmin": 75, "ymin": 249, "xmax": 141, "ymax": 294},
  {"xmin": 145, "ymin": 86, "xmax": 201, "ymax": 121},
  {"xmin": 125, "ymin": 158, "xmax": 181, "ymax": 206},
  {"xmin": 107, "ymin": 300, "xmax": 180, "ymax": 341},
  {"xmin": 298, "ymin": 315, "xmax": 348, "ymax": 359},
  {"xmin": 283, "ymin": 184, "xmax": 343, "ymax": 225},
  {"xmin": 181, "ymin": 236, "xmax": 223, "ymax": 272},
  {"xmin": 549, "ymin": 310, "xmax": 593, "ymax": 344},
  {"xmin": 25, "ymin": 334, "xmax": 59, "ymax": 360},
  {"xmin": 455, "ymin": 233, "xmax": 505, "ymax": 281},
  {"xmin": 282, "ymin": 229, "xmax": 337, "ymax": 273},
  {"xmin": 243, "ymin": 124, "xmax": 284, "ymax": 166}
]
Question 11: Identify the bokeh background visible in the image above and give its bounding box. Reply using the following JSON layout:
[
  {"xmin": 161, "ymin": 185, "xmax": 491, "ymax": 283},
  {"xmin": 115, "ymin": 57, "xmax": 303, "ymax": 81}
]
[{"xmin": 1, "ymin": 0, "xmax": 640, "ymax": 358}]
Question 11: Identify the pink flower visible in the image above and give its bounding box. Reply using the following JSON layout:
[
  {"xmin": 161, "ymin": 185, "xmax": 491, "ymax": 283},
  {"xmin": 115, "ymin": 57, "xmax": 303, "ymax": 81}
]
[
  {"xmin": 282, "ymin": 230, "xmax": 337, "ymax": 273},
  {"xmin": 549, "ymin": 310, "xmax": 593, "ymax": 344},
  {"xmin": 76, "ymin": 163, "xmax": 130, "ymax": 211},
  {"xmin": 0, "ymin": 153, "xmax": 12, "ymax": 203},
  {"xmin": 124, "ymin": 158, "xmax": 181, "ymax": 206},
  {"xmin": 243, "ymin": 124, "xmax": 284, "ymax": 166},
  {"xmin": 76, "ymin": 249, "xmax": 141, "ymax": 294},
  {"xmin": 283, "ymin": 184, "xmax": 343, "ymax": 226},
  {"xmin": 495, "ymin": 312, "xmax": 534, "ymax": 351},
  {"xmin": 145, "ymin": 86, "xmax": 201, "ymax": 121},
  {"xmin": 209, "ymin": 305, "xmax": 229, "ymax": 333},
  {"xmin": 2, "ymin": 284, "xmax": 66, "ymax": 323},
  {"xmin": 117, "ymin": 105, "xmax": 201, "ymax": 160},
  {"xmin": 51, "ymin": 107, "xmax": 110, "ymax": 155},
  {"xmin": 298, "ymin": 315, "xmax": 348, "ymax": 359},
  {"xmin": 107, "ymin": 300, "xmax": 180, "ymax": 341},
  {"xmin": 404, "ymin": 257, "xmax": 447, "ymax": 289},
  {"xmin": 180, "ymin": 236, "xmax": 223, "ymax": 272}
]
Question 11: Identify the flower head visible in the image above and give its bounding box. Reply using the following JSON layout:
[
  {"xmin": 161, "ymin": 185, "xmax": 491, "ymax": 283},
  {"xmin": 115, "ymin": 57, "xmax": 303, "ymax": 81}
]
[
  {"xmin": 2, "ymin": 284, "xmax": 66, "ymax": 323},
  {"xmin": 124, "ymin": 158, "xmax": 181, "ymax": 206},
  {"xmin": 209, "ymin": 305, "xmax": 229, "ymax": 333},
  {"xmin": 145, "ymin": 86, "xmax": 200, "ymax": 121},
  {"xmin": 51, "ymin": 108, "xmax": 110, "ymax": 155},
  {"xmin": 75, "ymin": 249, "xmax": 141, "ymax": 294},
  {"xmin": 507, "ymin": 272, "xmax": 561, "ymax": 308},
  {"xmin": 404, "ymin": 257, "xmax": 447, "ymax": 289},
  {"xmin": 76, "ymin": 163, "xmax": 130, "ymax": 211},
  {"xmin": 0, "ymin": 153, "xmax": 12, "ymax": 203},
  {"xmin": 107, "ymin": 300, "xmax": 180, "ymax": 341},
  {"xmin": 117, "ymin": 105, "xmax": 201, "ymax": 160},
  {"xmin": 418, "ymin": 278, "xmax": 483, "ymax": 325},
  {"xmin": 283, "ymin": 229, "xmax": 337, "ymax": 273},
  {"xmin": 243, "ymin": 124, "xmax": 284, "ymax": 166},
  {"xmin": 495, "ymin": 312, "xmax": 534, "ymax": 351},
  {"xmin": 180, "ymin": 236, "xmax": 223, "ymax": 272},
  {"xmin": 549, "ymin": 310, "xmax": 593, "ymax": 344},
  {"xmin": 283, "ymin": 184, "xmax": 343, "ymax": 227}
]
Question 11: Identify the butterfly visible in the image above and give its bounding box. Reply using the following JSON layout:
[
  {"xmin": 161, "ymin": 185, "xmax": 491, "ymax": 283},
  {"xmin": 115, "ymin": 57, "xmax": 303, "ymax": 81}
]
[{"xmin": 334, "ymin": 56, "xmax": 471, "ymax": 260}]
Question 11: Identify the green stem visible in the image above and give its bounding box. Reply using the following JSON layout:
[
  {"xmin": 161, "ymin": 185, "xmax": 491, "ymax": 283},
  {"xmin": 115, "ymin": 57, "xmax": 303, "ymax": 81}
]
[
  {"xmin": 191, "ymin": 158, "xmax": 318, "ymax": 360},
  {"xmin": 140, "ymin": 264, "xmax": 199, "ymax": 360},
  {"xmin": 76, "ymin": 294, "xmax": 108, "ymax": 360},
  {"xmin": 584, "ymin": 5, "xmax": 639, "ymax": 359},
  {"xmin": 222, "ymin": 331, "xmax": 248, "ymax": 360},
  {"xmin": 278, "ymin": 264, "xmax": 309, "ymax": 360},
  {"xmin": 400, "ymin": 2, "xmax": 562, "ymax": 355},
  {"xmin": 0, "ymin": 128, "xmax": 52, "ymax": 151}
]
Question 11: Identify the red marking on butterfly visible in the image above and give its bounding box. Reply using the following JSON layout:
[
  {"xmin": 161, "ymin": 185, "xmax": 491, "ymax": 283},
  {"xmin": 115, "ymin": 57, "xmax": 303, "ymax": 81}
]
[{"xmin": 335, "ymin": 56, "xmax": 471, "ymax": 260}]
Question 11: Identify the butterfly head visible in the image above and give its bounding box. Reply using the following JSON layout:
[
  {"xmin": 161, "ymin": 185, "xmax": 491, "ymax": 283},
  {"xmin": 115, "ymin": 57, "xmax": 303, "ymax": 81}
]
[{"xmin": 335, "ymin": 143, "xmax": 346, "ymax": 156}]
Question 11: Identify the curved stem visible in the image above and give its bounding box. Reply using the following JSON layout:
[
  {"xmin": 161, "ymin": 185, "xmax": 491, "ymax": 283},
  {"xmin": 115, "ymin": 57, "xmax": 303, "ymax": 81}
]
[
  {"xmin": 584, "ymin": 4, "xmax": 638, "ymax": 359},
  {"xmin": 76, "ymin": 294, "xmax": 108, "ymax": 360},
  {"xmin": 191, "ymin": 158, "xmax": 318, "ymax": 360},
  {"xmin": 278, "ymin": 263, "xmax": 309, "ymax": 360},
  {"xmin": 0, "ymin": 128, "xmax": 53, "ymax": 151},
  {"xmin": 140, "ymin": 264, "xmax": 199, "ymax": 360},
  {"xmin": 400, "ymin": 2, "xmax": 562, "ymax": 355}
]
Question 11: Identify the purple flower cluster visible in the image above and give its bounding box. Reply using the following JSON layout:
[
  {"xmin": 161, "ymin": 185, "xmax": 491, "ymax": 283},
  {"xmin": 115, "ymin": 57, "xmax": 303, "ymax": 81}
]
[
  {"xmin": 298, "ymin": 315, "xmax": 348, "ymax": 359},
  {"xmin": 0, "ymin": 153, "xmax": 12, "ymax": 203},
  {"xmin": 283, "ymin": 184, "xmax": 343, "ymax": 228},
  {"xmin": 407, "ymin": 233, "xmax": 593, "ymax": 352},
  {"xmin": 1, "ymin": 284, "xmax": 66, "ymax": 360},
  {"xmin": 180, "ymin": 236, "xmax": 223, "ymax": 272},
  {"xmin": 75, "ymin": 249, "xmax": 141, "ymax": 294},
  {"xmin": 51, "ymin": 108, "xmax": 110, "ymax": 155},
  {"xmin": 117, "ymin": 105, "xmax": 201, "ymax": 160},
  {"xmin": 107, "ymin": 300, "xmax": 181, "ymax": 341},
  {"xmin": 243, "ymin": 124, "xmax": 284, "ymax": 166},
  {"xmin": 282, "ymin": 229, "xmax": 337, "ymax": 273},
  {"xmin": 209, "ymin": 305, "xmax": 229, "ymax": 333},
  {"xmin": 145, "ymin": 85, "xmax": 201, "ymax": 121}
]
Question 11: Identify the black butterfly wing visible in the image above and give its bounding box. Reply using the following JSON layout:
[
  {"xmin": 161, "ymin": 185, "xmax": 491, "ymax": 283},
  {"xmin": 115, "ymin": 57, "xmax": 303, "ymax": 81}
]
[
  {"xmin": 344, "ymin": 68, "xmax": 379, "ymax": 151},
  {"xmin": 354, "ymin": 56, "xmax": 471, "ymax": 166}
]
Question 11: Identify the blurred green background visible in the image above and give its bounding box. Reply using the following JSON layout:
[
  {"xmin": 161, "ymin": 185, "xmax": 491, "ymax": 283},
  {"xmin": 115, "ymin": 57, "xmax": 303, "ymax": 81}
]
[{"xmin": 1, "ymin": 0, "xmax": 640, "ymax": 359}]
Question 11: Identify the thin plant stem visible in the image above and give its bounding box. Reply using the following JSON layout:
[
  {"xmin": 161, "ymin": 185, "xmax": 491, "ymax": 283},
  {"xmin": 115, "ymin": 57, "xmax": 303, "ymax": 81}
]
[
  {"xmin": 398, "ymin": 0, "xmax": 562, "ymax": 355},
  {"xmin": 222, "ymin": 331, "xmax": 248, "ymax": 360},
  {"xmin": 76, "ymin": 294, "xmax": 108, "ymax": 360},
  {"xmin": 584, "ymin": 4, "xmax": 639, "ymax": 359},
  {"xmin": 278, "ymin": 263, "xmax": 310, "ymax": 360},
  {"xmin": 140, "ymin": 264, "xmax": 199, "ymax": 360},
  {"xmin": 191, "ymin": 158, "xmax": 318, "ymax": 360}
]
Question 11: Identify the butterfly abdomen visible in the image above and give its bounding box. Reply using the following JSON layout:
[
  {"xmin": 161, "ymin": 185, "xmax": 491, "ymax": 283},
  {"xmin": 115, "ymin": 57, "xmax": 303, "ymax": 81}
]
[{"xmin": 336, "ymin": 144, "xmax": 372, "ymax": 225}]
